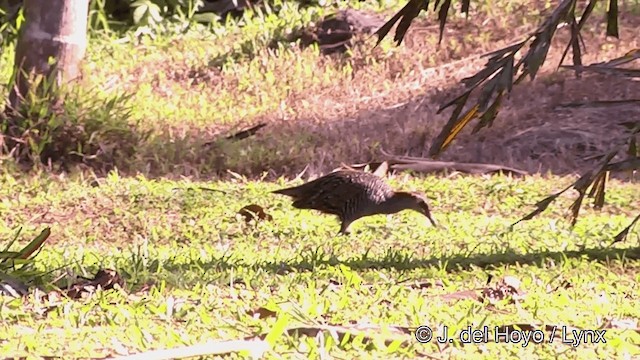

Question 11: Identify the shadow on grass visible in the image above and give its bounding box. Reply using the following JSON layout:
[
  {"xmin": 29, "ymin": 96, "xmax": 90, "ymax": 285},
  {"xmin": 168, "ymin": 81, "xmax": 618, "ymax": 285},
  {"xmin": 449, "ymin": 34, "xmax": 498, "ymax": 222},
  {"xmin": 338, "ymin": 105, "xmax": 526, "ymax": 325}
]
[
  {"xmin": 102, "ymin": 67, "xmax": 639, "ymax": 182},
  {"xmin": 122, "ymin": 14, "xmax": 640, "ymax": 180},
  {"xmin": 6, "ymin": 13, "xmax": 640, "ymax": 179},
  {"xmin": 166, "ymin": 245, "xmax": 640, "ymax": 275},
  {"xmin": 4, "ymin": 16, "xmax": 640, "ymax": 180}
]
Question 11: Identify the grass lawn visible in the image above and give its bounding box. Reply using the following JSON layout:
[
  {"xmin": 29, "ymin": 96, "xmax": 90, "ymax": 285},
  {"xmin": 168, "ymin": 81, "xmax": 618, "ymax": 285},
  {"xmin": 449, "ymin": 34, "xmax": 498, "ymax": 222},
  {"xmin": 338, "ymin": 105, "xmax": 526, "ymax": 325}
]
[{"xmin": 0, "ymin": 170, "xmax": 638, "ymax": 358}]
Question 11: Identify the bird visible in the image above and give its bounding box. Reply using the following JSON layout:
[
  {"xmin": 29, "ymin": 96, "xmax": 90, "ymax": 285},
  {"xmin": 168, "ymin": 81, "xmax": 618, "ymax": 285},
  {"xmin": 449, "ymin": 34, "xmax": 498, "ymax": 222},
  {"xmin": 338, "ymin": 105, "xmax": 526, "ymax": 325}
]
[{"xmin": 272, "ymin": 170, "xmax": 437, "ymax": 235}]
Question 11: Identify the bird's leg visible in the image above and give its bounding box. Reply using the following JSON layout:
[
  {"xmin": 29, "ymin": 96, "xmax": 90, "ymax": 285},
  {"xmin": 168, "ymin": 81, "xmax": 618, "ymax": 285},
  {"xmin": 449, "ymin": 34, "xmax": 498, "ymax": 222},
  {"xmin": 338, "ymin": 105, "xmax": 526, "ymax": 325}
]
[
  {"xmin": 338, "ymin": 219, "xmax": 352, "ymax": 236},
  {"xmin": 337, "ymin": 228, "xmax": 351, "ymax": 236}
]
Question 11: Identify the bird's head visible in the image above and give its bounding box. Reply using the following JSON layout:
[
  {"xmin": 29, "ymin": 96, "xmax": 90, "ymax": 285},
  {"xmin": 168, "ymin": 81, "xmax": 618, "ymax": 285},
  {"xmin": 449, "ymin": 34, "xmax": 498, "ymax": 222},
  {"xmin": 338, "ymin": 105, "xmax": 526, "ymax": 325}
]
[{"xmin": 393, "ymin": 191, "xmax": 437, "ymax": 227}]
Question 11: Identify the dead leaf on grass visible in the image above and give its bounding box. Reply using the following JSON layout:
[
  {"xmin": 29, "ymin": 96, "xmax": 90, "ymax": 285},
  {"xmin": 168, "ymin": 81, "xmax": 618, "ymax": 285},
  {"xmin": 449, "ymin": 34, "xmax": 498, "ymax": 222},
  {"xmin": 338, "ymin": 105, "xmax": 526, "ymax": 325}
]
[
  {"xmin": 611, "ymin": 212, "xmax": 640, "ymax": 245},
  {"xmin": 135, "ymin": 281, "xmax": 156, "ymax": 294},
  {"xmin": 406, "ymin": 280, "xmax": 443, "ymax": 289},
  {"xmin": 238, "ymin": 204, "xmax": 273, "ymax": 223},
  {"xmin": 547, "ymin": 279, "xmax": 573, "ymax": 293},
  {"xmin": 203, "ymin": 123, "xmax": 267, "ymax": 147},
  {"xmin": 395, "ymin": 278, "xmax": 445, "ymax": 289},
  {"xmin": 605, "ymin": 317, "xmax": 640, "ymax": 331},
  {"xmin": 112, "ymin": 338, "xmax": 269, "ymax": 360},
  {"xmin": 227, "ymin": 170, "xmax": 247, "ymax": 182},
  {"xmin": 372, "ymin": 161, "xmax": 389, "ymax": 177},
  {"xmin": 40, "ymin": 289, "xmax": 64, "ymax": 304},
  {"xmin": 225, "ymin": 123, "xmax": 267, "ymax": 142},
  {"xmin": 66, "ymin": 269, "xmax": 125, "ymax": 299},
  {"xmin": 247, "ymin": 307, "xmax": 278, "ymax": 319}
]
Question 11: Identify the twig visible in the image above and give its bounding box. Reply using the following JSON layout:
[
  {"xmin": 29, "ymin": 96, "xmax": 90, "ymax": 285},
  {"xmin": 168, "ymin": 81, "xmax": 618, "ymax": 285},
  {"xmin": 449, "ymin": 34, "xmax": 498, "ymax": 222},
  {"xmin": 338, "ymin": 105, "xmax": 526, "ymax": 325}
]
[
  {"xmin": 225, "ymin": 123, "xmax": 267, "ymax": 141},
  {"xmin": 376, "ymin": 148, "xmax": 529, "ymax": 176},
  {"xmin": 203, "ymin": 123, "xmax": 268, "ymax": 147},
  {"xmin": 555, "ymin": 99, "xmax": 640, "ymax": 108},
  {"xmin": 292, "ymin": 164, "xmax": 310, "ymax": 182},
  {"xmin": 171, "ymin": 186, "xmax": 227, "ymax": 194}
]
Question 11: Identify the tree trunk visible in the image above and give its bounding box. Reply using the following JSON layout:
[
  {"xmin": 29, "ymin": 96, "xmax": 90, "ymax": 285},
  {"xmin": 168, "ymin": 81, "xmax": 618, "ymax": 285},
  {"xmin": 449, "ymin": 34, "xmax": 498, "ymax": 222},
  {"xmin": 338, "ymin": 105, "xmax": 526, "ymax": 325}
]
[{"xmin": 8, "ymin": 0, "xmax": 89, "ymax": 110}]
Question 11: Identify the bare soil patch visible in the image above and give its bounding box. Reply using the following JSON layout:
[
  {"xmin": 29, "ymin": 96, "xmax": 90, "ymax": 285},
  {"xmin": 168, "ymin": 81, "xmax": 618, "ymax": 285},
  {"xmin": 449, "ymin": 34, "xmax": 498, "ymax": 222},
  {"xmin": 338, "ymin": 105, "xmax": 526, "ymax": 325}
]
[
  {"xmin": 215, "ymin": 29, "xmax": 636, "ymax": 178},
  {"xmin": 89, "ymin": 7, "xmax": 640, "ymax": 179}
]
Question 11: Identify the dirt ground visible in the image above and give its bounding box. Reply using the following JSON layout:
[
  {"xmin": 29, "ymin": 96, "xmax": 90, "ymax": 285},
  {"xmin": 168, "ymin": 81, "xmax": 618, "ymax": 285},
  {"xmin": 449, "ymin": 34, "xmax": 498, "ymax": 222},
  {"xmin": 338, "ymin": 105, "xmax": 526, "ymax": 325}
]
[
  {"xmin": 218, "ymin": 12, "xmax": 640, "ymax": 179},
  {"xmin": 20, "ymin": 4, "xmax": 634, "ymax": 180}
]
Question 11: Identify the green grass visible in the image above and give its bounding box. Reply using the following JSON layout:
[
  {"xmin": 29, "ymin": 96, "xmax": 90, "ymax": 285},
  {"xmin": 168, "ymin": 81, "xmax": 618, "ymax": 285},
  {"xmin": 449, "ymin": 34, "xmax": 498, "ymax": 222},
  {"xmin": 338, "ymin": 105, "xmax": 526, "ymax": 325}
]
[{"xmin": 1, "ymin": 170, "xmax": 638, "ymax": 358}]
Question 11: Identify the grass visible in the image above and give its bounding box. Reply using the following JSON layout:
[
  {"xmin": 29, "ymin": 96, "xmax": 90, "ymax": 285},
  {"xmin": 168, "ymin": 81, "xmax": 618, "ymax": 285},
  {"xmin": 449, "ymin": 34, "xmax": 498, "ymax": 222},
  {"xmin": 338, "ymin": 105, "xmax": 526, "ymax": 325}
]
[
  {"xmin": 6, "ymin": 0, "xmax": 631, "ymax": 176},
  {"xmin": 0, "ymin": 170, "xmax": 638, "ymax": 358}
]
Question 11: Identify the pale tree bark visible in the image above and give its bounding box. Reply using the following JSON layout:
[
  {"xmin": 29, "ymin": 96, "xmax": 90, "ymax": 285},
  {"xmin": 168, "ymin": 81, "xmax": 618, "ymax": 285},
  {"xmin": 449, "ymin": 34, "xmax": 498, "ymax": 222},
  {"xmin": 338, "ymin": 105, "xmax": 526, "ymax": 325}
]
[{"xmin": 8, "ymin": 0, "xmax": 89, "ymax": 110}]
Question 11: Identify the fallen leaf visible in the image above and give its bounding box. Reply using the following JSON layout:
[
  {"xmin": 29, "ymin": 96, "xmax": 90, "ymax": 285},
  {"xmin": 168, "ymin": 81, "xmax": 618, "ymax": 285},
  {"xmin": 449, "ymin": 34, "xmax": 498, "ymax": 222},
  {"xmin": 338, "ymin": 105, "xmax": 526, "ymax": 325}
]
[
  {"xmin": 238, "ymin": 204, "xmax": 273, "ymax": 223},
  {"xmin": 225, "ymin": 123, "xmax": 267, "ymax": 142},
  {"xmin": 66, "ymin": 269, "xmax": 125, "ymax": 299},
  {"xmin": 0, "ymin": 276, "xmax": 28, "ymax": 297},
  {"xmin": 135, "ymin": 281, "xmax": 156, "ymax": 294},
  {"xmin": 280, "ymin": 323, "xmax": 414, "ymax": 347},
  {"xmin": 547, "ymin": 279, "xmax": 573, "ymax": 293},
  {"xmin": 372, "ymin": 161, "xmax": 389, "ymax": 177},
  {"xmin": 247, "ymin": 307, "xmax": 278, "ymax": 319},
  {"xmin": 337, "ymin": 161, "xmax": 391, "ymax": 177},
  {"xmin": 406, "ymin": 280, "xmax": 441, "ymax": 289}
]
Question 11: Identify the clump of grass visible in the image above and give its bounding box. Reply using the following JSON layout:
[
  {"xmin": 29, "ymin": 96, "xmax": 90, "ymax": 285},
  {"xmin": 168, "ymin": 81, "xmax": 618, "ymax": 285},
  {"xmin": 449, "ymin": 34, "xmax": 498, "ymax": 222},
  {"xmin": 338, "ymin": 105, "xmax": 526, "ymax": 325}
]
[
  {"xmin": 0, "ymin": 227, "xmax": 51, "ymax": 293},
  {"xmin": 1, "ymin": 72, "xmax": 146, "ymax": 172}
]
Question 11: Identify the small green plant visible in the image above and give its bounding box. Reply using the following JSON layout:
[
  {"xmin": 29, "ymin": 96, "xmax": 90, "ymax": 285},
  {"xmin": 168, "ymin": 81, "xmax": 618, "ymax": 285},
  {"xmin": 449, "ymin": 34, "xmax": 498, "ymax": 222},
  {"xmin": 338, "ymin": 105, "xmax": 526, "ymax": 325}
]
[
  {"xmin": 0, "ymin": 3, "xmax": 23, "ymax": 47},
  {"xmin": 1, "ymin": 227, "xmax": 50, "ymax": 269},
  {"xmin": 1, "ymin": 70, "xmax": 145, "ymax": 172},
  {"xmin": 0, "ymin": 227, "xmax": 50, "ymax": 293}
]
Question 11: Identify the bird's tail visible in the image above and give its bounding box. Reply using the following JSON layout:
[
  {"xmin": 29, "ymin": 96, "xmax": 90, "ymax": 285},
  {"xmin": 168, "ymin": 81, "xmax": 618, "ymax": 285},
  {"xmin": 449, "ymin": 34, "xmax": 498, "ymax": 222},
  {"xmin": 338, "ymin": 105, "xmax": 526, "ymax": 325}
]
[{"xmin": 272, "ymin": 187, "xmax": 298, "ymax": 197}]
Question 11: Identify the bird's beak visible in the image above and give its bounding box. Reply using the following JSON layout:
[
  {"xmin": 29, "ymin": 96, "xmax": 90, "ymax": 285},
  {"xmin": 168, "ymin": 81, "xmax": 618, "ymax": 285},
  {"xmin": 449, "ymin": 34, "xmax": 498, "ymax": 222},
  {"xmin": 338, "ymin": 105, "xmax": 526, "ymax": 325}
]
[
  {"xmin": 426, "ymin": 213, "xmax": 437, "ymax": 227},
  {"xmin": 421, "ymin": 204, "xmax": 437, "ymax": 227}
]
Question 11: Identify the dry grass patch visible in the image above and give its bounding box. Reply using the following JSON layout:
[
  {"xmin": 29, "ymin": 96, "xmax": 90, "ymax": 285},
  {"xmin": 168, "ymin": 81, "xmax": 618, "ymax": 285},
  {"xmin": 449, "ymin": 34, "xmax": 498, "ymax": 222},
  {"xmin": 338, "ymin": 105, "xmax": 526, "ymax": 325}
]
[{"xmin": 2, "ymin": 1, "xmax": 639, "ymax": 178}]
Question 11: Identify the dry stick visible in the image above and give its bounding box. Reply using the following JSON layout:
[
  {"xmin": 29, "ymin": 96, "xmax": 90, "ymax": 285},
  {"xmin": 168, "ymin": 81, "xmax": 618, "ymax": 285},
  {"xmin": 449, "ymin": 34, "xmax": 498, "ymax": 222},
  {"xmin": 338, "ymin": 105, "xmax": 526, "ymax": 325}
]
[
  {"xmin": 391, "ymin": 161, "xmax": 528, "ymax": 176},
  {"xmin": 108, "ymin": 339, "xmax": 269, "ymax": 360},
  {"xmin": 555, "ymin": 99, "xmax": 640, "ymax": 108},
  {"xmin": 203, "ymin": 123, "xmax": 268, "ymax": 147},
  {"xmin": 225, "ymin": 123, "xmax": 267, "ymax": 141},
  {"xmin": 292, "ymin": 164, "xmax": 310, "ymax": 182},
  {"xmin": 171, "ymin": 186, "xmax": 228, "ymax": 194},
  {"xmin": 374, "ymin": 148, "xmax": 529, "ymax": 176}
]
